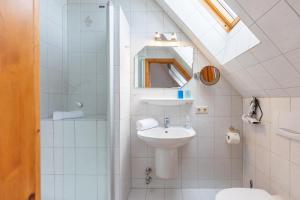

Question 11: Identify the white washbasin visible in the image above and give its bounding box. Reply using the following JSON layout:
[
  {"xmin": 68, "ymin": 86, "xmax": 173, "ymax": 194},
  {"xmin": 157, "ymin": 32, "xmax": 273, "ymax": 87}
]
[
  {"xmin": 137, "ymin": 126, "xmax": 196, "ymax": 179},
  {"xmin": 137, "ymin": 126, "xmax": 196, "ymax": 149}
]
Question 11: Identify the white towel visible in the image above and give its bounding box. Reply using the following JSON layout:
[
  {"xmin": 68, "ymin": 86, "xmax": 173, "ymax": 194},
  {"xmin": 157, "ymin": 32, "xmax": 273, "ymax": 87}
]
[
  {"xmin": 136, "ymin": 118, "xmax": 159, "ymax": 131},
  {"xmin": 53, "ymin": 110, "xmax": 84, "ymax": 120}
]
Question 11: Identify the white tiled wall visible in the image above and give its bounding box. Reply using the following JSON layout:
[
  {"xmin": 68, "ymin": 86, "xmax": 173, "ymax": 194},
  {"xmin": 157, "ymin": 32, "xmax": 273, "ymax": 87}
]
[
  {"xmin": 112, "ymin": 0, "xmax": 244, "ymax": 193},
  {"xmin": 40, "ymin": 0, "xmax": 67, "ymax": 118},
  {"xmin": 65, "ymin": 2, "xmax": 108, "ymax": 116},
  {"xmin": 221, "ymin": 0, "xmax": 300, "ymax": 97},
  {"xmin": 113, "ymin": 6, "xmax": 132, "ymax": 200},
  {"xmin": 40, "ymin": 0, "xmax": 109, "ymax": 118},
  {"xmin": 41, "ymin": 119, "xmax": 108, "ymax": 200},
  {"xmin": 243, "ymin": 97, "xmax": 300, "ymax": 200}
]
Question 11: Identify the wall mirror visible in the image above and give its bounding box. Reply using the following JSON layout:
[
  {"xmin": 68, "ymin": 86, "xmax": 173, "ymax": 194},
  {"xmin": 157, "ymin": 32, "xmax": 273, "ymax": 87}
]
[
  {"xmin": 135, "ymin": 46, "xmax": 194, "ymax": 88},
  {"xmin": 199, "ymin": 66, "xmax": 220, "ymax": 86}
]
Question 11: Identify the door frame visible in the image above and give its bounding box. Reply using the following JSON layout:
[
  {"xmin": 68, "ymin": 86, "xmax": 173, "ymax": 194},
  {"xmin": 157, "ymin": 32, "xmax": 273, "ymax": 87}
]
[{"xmin": 33, "ymin": 0, "xmax": 41, "ymax": 199}]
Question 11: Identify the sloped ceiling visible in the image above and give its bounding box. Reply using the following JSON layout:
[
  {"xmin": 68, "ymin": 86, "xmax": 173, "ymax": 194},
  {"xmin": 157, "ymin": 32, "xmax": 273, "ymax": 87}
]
[
  {"xmin": 157, "ymin": 0, "xmax": 300, "ymax": 97},
  {"xmin": 156, "ymin": 0, "xmax": 260, "ymax": 65}
]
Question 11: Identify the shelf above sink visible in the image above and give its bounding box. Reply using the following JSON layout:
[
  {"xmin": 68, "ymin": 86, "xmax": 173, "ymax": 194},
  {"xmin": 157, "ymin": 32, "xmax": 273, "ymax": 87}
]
[{"xmin": 141, "ymin": 97, "xmax": 194, "ymax": 106}]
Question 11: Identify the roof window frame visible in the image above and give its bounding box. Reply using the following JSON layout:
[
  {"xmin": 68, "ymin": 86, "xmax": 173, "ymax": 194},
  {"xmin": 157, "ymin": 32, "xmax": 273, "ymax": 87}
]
[{"xmin": 204, "ymin": 0, "xmax": 240, "ymax": 32}]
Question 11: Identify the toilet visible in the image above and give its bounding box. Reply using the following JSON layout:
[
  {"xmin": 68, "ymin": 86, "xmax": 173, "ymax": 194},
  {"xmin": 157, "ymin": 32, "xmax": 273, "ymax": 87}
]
[{"xmin": 216, "ymin": 188, "xmax": 281, "ymax": 200}]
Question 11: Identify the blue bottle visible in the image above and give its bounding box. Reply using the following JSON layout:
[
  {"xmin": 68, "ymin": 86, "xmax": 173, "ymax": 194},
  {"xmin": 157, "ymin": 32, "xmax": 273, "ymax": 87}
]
[{"xmin": 178, "ymin": 88, "xmax": 184, "ymax": 99}]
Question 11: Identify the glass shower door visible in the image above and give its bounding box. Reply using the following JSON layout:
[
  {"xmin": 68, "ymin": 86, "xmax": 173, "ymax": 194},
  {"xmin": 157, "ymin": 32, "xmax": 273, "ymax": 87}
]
[{"xmin": 40, "ymin": 1, "xmax": 113, "ymax": 200}]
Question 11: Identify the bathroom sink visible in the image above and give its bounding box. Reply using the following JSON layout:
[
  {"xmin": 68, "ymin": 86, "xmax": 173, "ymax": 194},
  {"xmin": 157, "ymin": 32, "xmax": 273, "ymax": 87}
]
[
  {"xmin": 137, "ymin": 127, "xmax": 196, "ymax": 149},
  {"xmin": 137, "ymin": 126, "xmax": 196, "ymax": 179}
]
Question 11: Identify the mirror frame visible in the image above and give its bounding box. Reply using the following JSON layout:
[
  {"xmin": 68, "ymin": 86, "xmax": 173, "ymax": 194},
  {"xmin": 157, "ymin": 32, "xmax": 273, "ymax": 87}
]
[
  {"xmin": 199, "ymin": 66, "xmax": 221, "ymax": 86},
  {"xmin": 144, "ymin": 58, "xmax": 192, "ymax": 88},
  {"xmin": 134, "ymin": 45, "xmax": 194, "ymax": 88}
]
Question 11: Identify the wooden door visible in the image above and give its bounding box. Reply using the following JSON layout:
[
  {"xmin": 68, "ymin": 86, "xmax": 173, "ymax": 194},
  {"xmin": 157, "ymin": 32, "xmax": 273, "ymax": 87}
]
[{"xmin": 0, "ymin": 0, "xmax": 40, "ymax": 200}]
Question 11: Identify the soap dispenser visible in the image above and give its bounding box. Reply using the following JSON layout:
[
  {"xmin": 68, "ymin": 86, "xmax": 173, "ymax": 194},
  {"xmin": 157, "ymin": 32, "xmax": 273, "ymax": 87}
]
[
  {"xmin": 185, "ymin": 89, "xmax": 192, "ymax": 99},
  {"xmin": 185, "ymin": 115, "xmax": 191, "ymax": 129}
]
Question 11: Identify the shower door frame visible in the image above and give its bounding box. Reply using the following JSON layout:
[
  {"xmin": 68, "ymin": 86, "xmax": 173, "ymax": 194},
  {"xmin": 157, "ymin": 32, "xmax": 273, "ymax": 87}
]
[{"xmin": 107, "ymin": 1, "xmax": 115, "ymax": 200}]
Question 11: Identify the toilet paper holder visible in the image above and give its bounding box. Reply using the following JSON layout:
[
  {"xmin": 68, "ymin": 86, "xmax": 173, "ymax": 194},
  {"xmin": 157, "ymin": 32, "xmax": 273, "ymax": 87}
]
[
  {"xmin": 226, "ymin": 126, "xmax": 241, "ymax": 144},
  {"xmin": 228, "ymin": 126, "xmax": 240, "ymax": 134}
]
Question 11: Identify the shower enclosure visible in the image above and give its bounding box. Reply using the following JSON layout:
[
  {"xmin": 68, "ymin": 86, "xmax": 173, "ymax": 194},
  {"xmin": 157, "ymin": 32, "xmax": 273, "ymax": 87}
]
[{"xmin": 40, "ymin": 1, "xmax": 114, "ymax": 199}]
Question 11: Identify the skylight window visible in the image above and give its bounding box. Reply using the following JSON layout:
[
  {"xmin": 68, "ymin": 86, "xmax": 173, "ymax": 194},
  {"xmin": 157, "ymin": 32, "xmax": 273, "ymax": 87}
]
[{"xmin": 204, "ymin": 0, "xmax": 240, "ymax": 31}]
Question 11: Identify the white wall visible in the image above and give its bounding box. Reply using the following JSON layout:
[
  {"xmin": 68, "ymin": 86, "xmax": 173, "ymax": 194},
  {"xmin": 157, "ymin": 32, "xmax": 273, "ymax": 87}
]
[
  {"xmin": 40, "ymin": 119, "xmax": 108, "ymax": 200},
  {"xmin": 152, "ymin": 0, "xmax": 300, "ymax": 98},
  {"xmin": 112, "ymin": 0, "xmax": 243, "ymax": 191},
  {"xmin": 113, "ymin": 6, "xmax": 132, "ymax": 200},
  {"xmin": 222, "ymin": 0, "xmax": 300, "ymax": 97},
  {"xmin": 156, "ymin": 0, "xmax": 260, "ymax": 65},
  {"xmin": 40, "ymin": 1, "xmax": 109, "ymax": 118},
  {"xmin": 65, "ymin": 2, "xmax": 108, "ymax": 116},
  {"xmin": 243, "ymin": 97, "xmax": 300, "ymax": 200},
  {"xmin": 40, "ymin": 0, "xmax": 67, "ymax": 118},
  {"xmin": 40, "ymin": 2, "xmax": 112, "ymax": 200}
]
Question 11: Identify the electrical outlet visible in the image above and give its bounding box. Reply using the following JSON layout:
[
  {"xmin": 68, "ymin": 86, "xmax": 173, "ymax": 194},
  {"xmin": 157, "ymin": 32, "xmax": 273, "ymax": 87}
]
[{"xmin": 196, "ymin": 106, "xmax": 208, "ymax": 114}]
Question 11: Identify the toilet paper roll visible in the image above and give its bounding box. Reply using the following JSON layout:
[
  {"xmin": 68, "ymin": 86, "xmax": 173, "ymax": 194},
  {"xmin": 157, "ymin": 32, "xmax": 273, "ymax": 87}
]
[{"xmin": 226, "ymin": 132, "xmax": 240, "ymax": 144}]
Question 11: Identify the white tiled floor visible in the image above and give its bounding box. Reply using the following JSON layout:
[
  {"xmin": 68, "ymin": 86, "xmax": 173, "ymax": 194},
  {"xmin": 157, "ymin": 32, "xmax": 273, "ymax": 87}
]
[{"xmin": 128, "ymin": 189, "xmax": 219, "ymax": 200}]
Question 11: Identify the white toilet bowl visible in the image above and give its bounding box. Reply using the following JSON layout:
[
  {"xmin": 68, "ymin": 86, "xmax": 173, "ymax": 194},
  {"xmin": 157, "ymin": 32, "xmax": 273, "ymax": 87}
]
[{"xmin": 216, "ymin": 188, "xmax": 281, "ymax": 200}]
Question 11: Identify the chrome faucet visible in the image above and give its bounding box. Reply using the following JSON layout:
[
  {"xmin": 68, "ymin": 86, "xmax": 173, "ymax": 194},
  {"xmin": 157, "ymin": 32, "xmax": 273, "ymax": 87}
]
[{"xmin": 164, "ymin": 116, "xmax": 170, "ymax": 128}]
